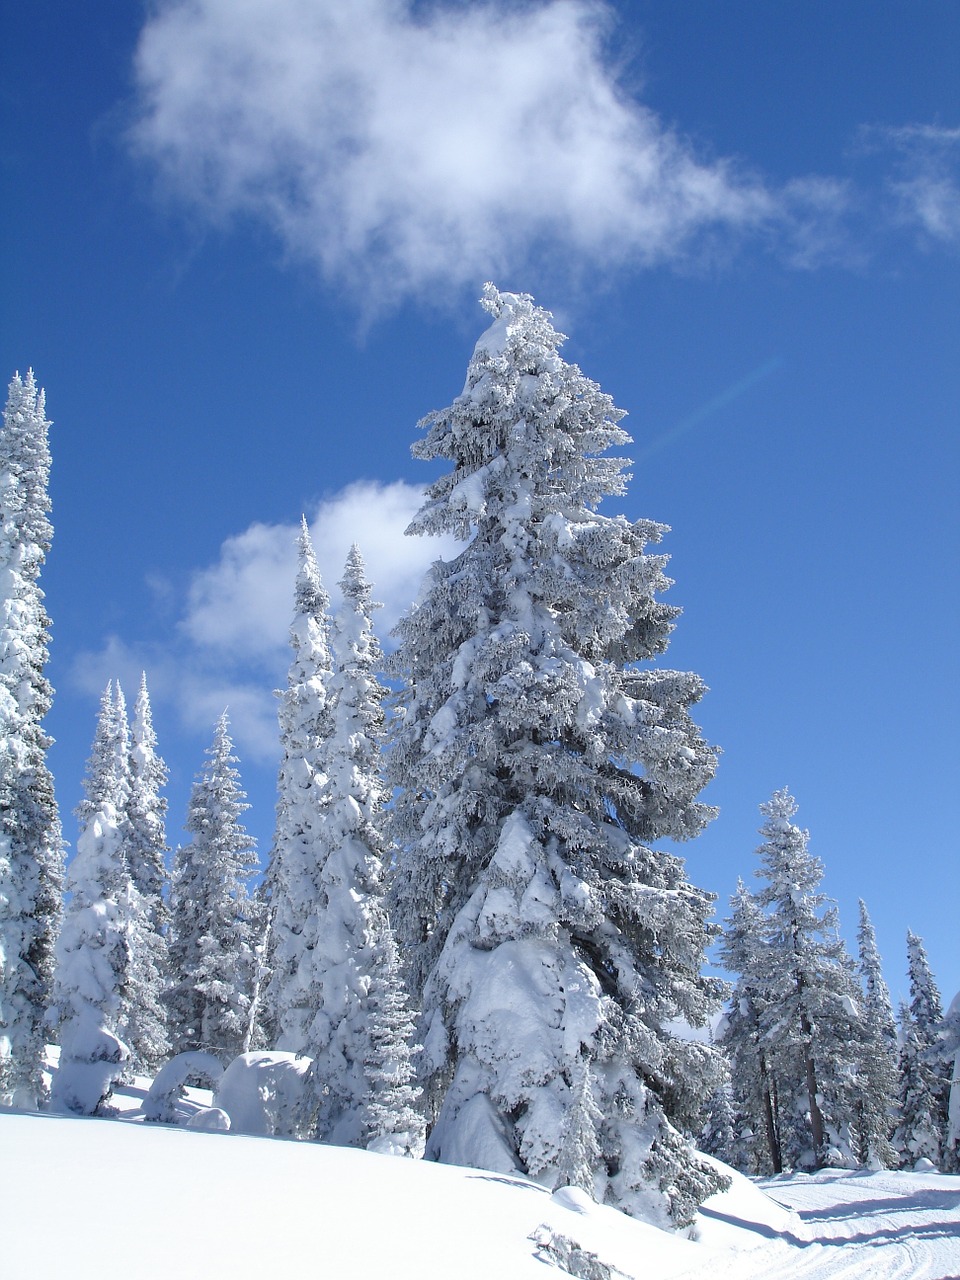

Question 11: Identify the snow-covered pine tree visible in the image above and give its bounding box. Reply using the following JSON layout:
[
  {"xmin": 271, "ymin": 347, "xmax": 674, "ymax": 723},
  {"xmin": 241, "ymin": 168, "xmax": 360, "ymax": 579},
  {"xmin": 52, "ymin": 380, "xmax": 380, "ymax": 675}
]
[
  {"xmin": 296, "ymin": 546, "xmax": 420, "ymax": 1150},
  {"xmin": 718, "ymin": 879, "xmax": 783, "ymax": 1174},
  {"xmin": 127, "ymin": 673, "xmax": 169, "ymax": 931},
  {"xmin": 362, "ymin": 913, "xmax": 426, "ymax": 1158},
  {"xmin": 263, "ymin": 518, "xmax": 334, "ymax": 1052},
  {"xmin": 166, "ymin": 713, "xmax": 259, "ymax": 1063},
  {"xmin": 853, "ymin": 900, "xmax": 899, "ymax": 1167},
  {"xmin": 50, "ymin": 683, "xmax": 132, "ymax": 1114},
  {"xmin": 752, "ymin": 789, "xmax": 864, "ymax": 1169},
  {"xmin": 388, "ymin": 285, "xmax": 726, "ymax": 1227},
  {"xmin": 0, "ymin": 370, "xmax": 64, "ymax": 1108},
  {"xmin": 895, "ymin": 931, "xmax": 949, "ymax": 1167},
  {"xmin": 937, "ymin": 991, "xmax": 960, "ymax": 1172},
  {"xmin": 113, "ymin": 672, "xmax": 171, "ymax": 1073}
]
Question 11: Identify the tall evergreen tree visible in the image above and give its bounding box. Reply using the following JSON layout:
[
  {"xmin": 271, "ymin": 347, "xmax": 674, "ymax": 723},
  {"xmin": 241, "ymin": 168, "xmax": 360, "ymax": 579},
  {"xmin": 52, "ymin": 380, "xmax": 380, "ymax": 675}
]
[
  {"xmin": 127, "ymin": 673, "xmax": 169, "ymax": 929},
  {"xmin": 167, "ymin": 713, "xmax": 259, "ymax": 1063},
  {"xmin": 853, "ymin": 900, "xmax": 899, "ymax": 1167},
  {"xmin": 296, "ymin": 546, "xmax": 421, "ymax": 1151},
  {"xmin": 718, "ymin": 880, "xmax": 783, "ymax": 1174},
  {"xmin": 752, "ymin": 789, "xmax": 863, "ymax": 1168},
  {"xmin": 388, "ymin": 286, "xmax": 725, "ymax": 1226},
  {"xmin": 0, "ymin": 370, "xmax": 64, "ymax": 1108},
  {"xmin": 50, "ymin": 683, "xmax": 131, "ymax": 1114},
  {"xmin": 117, "ymin": 674, "xmax": 171, "ymax": 1073},
  {"xmin": 263, "ymin": 519, "xmax": 334, "ymax": 1052},
  {"xmin": 896, "ymin": 931, "xmax": 949, "ymax": 1166}
]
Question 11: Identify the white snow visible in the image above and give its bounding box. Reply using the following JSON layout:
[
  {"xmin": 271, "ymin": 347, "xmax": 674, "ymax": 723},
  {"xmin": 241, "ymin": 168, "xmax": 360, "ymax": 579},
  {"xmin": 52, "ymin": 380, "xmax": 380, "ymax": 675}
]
[{"xmin": 1, "ymin": 1106, "xmax": 958, "ymax": 1279}]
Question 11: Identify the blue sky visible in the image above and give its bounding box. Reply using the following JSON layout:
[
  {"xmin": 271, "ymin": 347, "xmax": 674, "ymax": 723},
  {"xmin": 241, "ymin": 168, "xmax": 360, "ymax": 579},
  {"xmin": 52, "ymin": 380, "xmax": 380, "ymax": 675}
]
[{"xmin": 2, "ymin": 1, "xmax": 958, "ymax": 1005}]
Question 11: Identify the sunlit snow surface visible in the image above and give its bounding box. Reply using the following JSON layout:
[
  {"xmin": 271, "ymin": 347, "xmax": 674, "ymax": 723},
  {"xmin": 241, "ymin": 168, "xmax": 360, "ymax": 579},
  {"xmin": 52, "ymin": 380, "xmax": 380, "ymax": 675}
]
[{"xmin": 1, "ymin": 1101, "xmax": 957, "ymax": 1280}]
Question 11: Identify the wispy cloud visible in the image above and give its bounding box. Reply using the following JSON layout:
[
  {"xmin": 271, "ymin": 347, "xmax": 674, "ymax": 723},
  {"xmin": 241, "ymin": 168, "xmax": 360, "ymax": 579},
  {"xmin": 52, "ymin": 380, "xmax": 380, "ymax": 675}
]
[
  {"xmin": 864, "ymin": 124, "xmax": 960, "ymax": 248},
  {"xmin": 70, "ymin": 480, "xmax": 460, "ymax": 761},
  {"xmin": 129, "ymin": 0, "xmax": 850, "ymax": 306}
]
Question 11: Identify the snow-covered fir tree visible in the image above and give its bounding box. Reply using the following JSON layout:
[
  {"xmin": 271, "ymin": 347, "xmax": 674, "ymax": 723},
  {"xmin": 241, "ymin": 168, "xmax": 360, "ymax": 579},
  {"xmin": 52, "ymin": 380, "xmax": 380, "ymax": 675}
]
[
  {"xmin": 0, "ymin": 370, "xmax": 64, "ymax": 1108},
  {"xmin": 167, "ymin": 713, "xmax": 259, "ymax": 1063},
  {"xmin": 697, "ymin": 1080, "xmax": 739, "ymax": 1169},
  {"xmin": 362, "ymin": 914, "xmax": 426, "ymax": 1158},
  {"xmin": 109, "ymin": 681, "xmax": 169, "ymax": 1075},
  {"xmin": 752, "ymin": 789, "xmax": 864, "ymax": 1169},
  {"xmin": 50, "ymin": 683, "xmax": 132, "ymax": 1114},
  {"xmin": 896, "ymin": 931, "xmax": 949, "ymax": 1167},
  {"xmin": 718, "ymin": 880, "xmax": 783, "ymax": 1174},
  {"xmin": 127, "ymin": 673, "xmax": 169, "ymax": 931},
  {"xmin": 937, "ymin": 991, "xmax": 960, "ymax": 1172},
  {"xmin": 263, "ymin": 519, "xmax": 334, "ymax": 1052},
  {"xmin": 853, "ymin": 900, "xmax": 899, "ymax": 1168},
  {"xmin": 388, "ymin": 285, "xmax": 726, "ymax": 1227},
  {"xmin": 296, "ymin": 546, "xmax": 421, "ymax": 1152}
]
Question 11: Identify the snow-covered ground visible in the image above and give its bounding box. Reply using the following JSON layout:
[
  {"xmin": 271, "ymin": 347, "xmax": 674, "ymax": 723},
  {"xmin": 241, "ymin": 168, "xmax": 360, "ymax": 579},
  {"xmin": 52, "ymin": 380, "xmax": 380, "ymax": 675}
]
[{"xmin": 2, "ymin": 1097, "xmax": 957, "ymax": 1280}]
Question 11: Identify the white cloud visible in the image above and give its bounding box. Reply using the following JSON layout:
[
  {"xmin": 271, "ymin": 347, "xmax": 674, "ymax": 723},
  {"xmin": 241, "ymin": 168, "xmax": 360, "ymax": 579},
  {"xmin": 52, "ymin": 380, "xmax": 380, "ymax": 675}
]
[
  {"xmin": 880, "ymin": 125, "xmax": 960, "ymax": 248},
  {"xmin": 130, "ymin": 0, "xmax": 802, "ymax": 304},
  {"xmin": 70, "ymin": 480, "xmax": 460, "ymax": 763},
  {"xmin": 182, "ymin": 479, "xmax": 461, "ymax": 658}
]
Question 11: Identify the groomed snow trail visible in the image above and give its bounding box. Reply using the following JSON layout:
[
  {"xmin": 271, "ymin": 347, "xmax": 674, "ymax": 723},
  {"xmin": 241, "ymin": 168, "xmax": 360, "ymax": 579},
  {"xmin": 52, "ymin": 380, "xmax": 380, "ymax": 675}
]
[{"xmin": 698, "ymin": 1168, "xmax": 960, "ymax": 1280}]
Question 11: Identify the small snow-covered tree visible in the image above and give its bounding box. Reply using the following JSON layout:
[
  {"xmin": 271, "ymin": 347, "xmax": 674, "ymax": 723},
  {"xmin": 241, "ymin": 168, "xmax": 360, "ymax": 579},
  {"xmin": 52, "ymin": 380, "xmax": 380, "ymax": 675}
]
[
  {"xmin": 0, "ymin": 370, "xmax": 64, "ymax": 1108},
  {"xmin": 167, "ymin": 713, "xmax": 259, "ymax": 1063},
  {"xmin": 718, "ymin": 880, "xmax": 783, "ymax": 1174},
  {"xmin": 296, "ymin": 546, "xmax": 420, "ymax": 1150},
  {"xmin": 263, "ymin": 519, "xmax": 334, "ymax": 1052},
  {"xmin": 50, "ymin": 683, "xmax": 131, "ymax": 1114},
  {"xmin": 852, "ymin": 900, "xmax": 899, "ymax": 1167},
  {"xmin": 362, "ymin": 915, "xmax": 425, "ymax": 1158},
  {"xmin": 388, "ymin": 286, "xmax": 726, "ymax": 1226},
  {"xmin": 896, "ymin": 931, "xmax": 949, "ymax": 1167},
  {"xmin": 752, "ymin": 789, "xmax": 864, "ymax": 1169}
]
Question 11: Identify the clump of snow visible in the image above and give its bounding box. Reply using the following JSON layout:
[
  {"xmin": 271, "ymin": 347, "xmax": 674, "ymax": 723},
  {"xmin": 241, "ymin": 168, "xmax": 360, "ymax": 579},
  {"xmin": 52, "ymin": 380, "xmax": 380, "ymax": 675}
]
[
  {"xmin": 141, "ymin": 1051, "xmax": 224, "ymax": 1124},
  {"xmin": 186, "ymin": 1106, "xmax": 231, "ymax": 1131},
  {"xmin": 212, "ymin": 1051, "xmax": 312, "ymax": 1137}
]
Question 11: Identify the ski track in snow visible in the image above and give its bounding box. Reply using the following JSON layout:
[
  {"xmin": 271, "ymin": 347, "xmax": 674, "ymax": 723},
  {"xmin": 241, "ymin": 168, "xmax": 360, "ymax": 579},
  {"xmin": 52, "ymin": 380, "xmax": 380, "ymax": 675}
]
[{"xmin": 696, "ymin": 1169, "xmax": 960, "ymax": 1280}]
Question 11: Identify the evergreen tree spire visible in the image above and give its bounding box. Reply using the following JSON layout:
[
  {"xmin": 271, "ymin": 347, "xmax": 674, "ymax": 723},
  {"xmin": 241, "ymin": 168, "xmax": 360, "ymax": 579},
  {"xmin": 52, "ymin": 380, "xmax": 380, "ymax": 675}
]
[
  {"xmin": 853, "ymin": 900, "xmax": 899, "ymax": 1167},
  {"xmin": 167, "ymin": 713, "xmax": 259, "ymax": 1062},
  {"xmin": 127, "ymin": 672, "xmax": 170, "ymax": 924},
  {"xmin": 896, "ymin": 931, "xmax": 949, "ymax": 1166},
  {"xmin": 296, "ymin": 546, "xmax": 420, "ymax": 1150},
  {"xmin": 0, "ymin": 370, "xmax": 64, "ymax": 1107},
  {"xmin": 50, "ymin": 683, "xmax": 131, "ymax": 1114},
  {"xmin": 388, "ymin": 286, "xmax": 725, "ymax": 1226},
  {"xmin": 752, "ymin": 789, "xmax": 864, "ymax": 1168},
  {"xmin": 718, "ymin": 879, "xmax": 783, "ymax": 1173},
  {"xmin": 263, "ymin": 518, "xmax": 334, "ymax": 1051}
]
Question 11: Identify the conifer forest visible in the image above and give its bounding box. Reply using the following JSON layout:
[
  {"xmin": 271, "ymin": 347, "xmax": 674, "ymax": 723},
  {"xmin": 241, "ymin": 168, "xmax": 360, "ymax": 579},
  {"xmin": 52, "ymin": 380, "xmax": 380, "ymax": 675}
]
[{"xmin": 2, "ymin": 288, "xmax": 958, "ymax": 1239}]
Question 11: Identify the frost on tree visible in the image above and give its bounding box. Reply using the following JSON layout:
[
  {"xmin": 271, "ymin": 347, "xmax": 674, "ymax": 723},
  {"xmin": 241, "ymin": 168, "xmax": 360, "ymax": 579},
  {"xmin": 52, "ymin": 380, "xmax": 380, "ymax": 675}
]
[
  {"xmin": 389, "ymin": 286, "xmax": 725, "ymax": 1226},
  {"xmin": 293, "ymin": 547, "xmax": 423, "ymax": 1154},
  {"xmin": 752, "ymin": 789, "xmax": 864, "ymax": 1169},
  {"xmin": 50, "ymin": 683, "xmax": 133, "ymax": 1115},
  {"xmin": 263, "ymin": 519, "xmax": 334, "ymax": 1053},
  {"xmin": 127, "ymin": 673, "xmax": 169, "ymax": 931},
  {"xmin": 937, "ymin": 990, "xmax": 960, "ymax": 1173},
  {"xmin": 0, "ymin": 370, "xmax": 64, "ymax": 1108},
  {"xmin": 896, "ymin": 931, "xmax": 949, "ymax": 1167},
  {"xmin": 853, "ymin": 900, "xmax": 899, "ymax": 1168},
  {"xmin": 718, "ymin": 880, "xmax": 783, "ymax": 1174},
  {"xmin": 167, "ymin": 713, "xmax": 259, "ymax": 1063},
  {"xmin": 111, "ymin": 679, "xmax": 170, "ymax": 1075}
]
